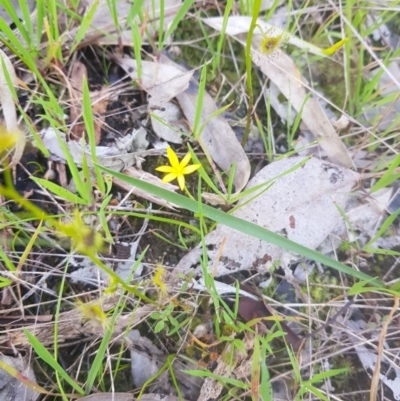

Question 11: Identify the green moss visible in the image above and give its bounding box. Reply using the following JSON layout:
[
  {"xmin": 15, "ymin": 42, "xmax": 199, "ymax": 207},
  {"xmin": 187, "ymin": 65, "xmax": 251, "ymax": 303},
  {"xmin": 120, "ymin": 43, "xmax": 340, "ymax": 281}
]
[{"xmin": 301, "ymin": 271, "xmax": 341, "ymax": 303}]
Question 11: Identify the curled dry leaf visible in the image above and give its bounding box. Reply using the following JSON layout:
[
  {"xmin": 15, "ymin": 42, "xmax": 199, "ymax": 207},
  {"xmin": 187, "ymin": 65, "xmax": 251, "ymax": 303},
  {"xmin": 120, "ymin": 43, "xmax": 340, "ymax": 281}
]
[
  {"xmin": 252, "ymin": 47, "xmax": 353, "ymax": 168},
  {"xmin": 114, "ymin": 56, "xmax": 194, "ymax": 104},
  {"xmin": 173, "ymin": 156, "xmax": 358, "ymax": 279},
  {"xmin": 202, "ymin": 16, "xmax": 353, "ymax": 168}
]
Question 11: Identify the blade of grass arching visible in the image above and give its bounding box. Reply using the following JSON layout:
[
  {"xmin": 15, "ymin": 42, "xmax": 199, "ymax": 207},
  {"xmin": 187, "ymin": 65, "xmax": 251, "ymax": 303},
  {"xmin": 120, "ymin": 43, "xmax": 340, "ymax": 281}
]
[
  {"xmin": 363, "ymin": 206, "xmax": 400, "ymax": 251},
  {"xmin": 228, "ymin": 157, "xmax": 310, "ymax": 205},
  {"xmin": 371, "ymin": 152, "xmax": 400, "ymax": 192},
  {"xmin": 150, "ymin": 113, "xmax": 190, "ymax": 139},
  {"xmin": 152, "ymin": 230, "xmax": 186, "ymax": 250},
  {"xmin": 32, "ymin": 92, "xmax": 65, "ymax": 125},
  {"xmin": 85, "ymin": 297, "xmax": 123, "ymax": 393},
  {"xmin": 193, "ymin": 63, "xmax": 208, "ymax": 140},
  {"xmin": 19, "ymin": 109, "xmax": 49, "ymax": 157},
  {"xmin": 24, "ymin": 329, "xmax": 85, "ymax": 395},
  {"xmin": 188, "ymin": 145, "xmax": 224, "ymax": 197},
  {"xmin": 0, "ymin": 17, "xmax": 35, "ymax": 64},
  {"xmin": 82, "ymin": 76, "xmax": 105, "ymax": 194},
  {"xmin": 99, "ymin": 165, "xmax": 384, "ymax": 286},
  {"xmin": 114, "ymin": 210, "xmax": 200, "ymax": 235},
  {"xmin": 163, "ymin": 0, "xmax": 194, "ymax": 48},
  {"xmin": 136, "ymin": 354, "xmax": 175, "ymax": 399},
  {"xmin": 211, "ymin": 0, "xmax": 233, "ymax": 76},
  {"xmin": 298, "ymin": 384, "xmax": 329, "ymax": 401},
  {"xmin": 131, "ymin": 20, "xmax": 143, "ymax": 79},
  {"xmin": 30, "ymin": 177, "xmax": 89, "ymax": 205},
  {"xmin": 70, "ymin": 0, "xmax": 99, "ymax": 54},
  {"xmin": 197, "ymin": 101, "xmax": 233, "ymax": 136},
  {"xmin": 127, "ymin": 0, "xmax": 146, "ymax": 20},
  {"xmin": 0, "ymin": 3, "xmax": 30, "ymax": 49}
]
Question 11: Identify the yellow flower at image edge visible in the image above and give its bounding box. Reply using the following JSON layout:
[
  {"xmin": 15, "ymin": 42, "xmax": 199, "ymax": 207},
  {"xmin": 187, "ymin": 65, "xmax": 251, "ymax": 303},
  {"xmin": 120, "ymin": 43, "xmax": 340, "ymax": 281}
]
[
  {"xmin": 0, "ymin": 128, "xmax": 24, "ymax": 151},
  {"xmin": 156, "ymin": 147, "xmax": 201, "ymax": 190}
]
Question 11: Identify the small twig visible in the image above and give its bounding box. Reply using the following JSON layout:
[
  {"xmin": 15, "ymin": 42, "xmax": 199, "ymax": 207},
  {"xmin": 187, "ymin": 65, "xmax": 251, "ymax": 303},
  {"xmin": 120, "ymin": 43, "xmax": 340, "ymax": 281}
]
[
  {"xmin": 305, "ymin": 298, "xmax": 355, "ymax": 340},
  {"xmin": 370, "ymin": 296, "xmax": 399, "ymax": 401}
]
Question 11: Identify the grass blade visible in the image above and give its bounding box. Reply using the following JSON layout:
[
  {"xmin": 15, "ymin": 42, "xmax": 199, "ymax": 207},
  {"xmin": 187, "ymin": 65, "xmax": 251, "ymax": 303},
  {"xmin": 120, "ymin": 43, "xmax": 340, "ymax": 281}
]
[
  {"xmin": 98, "ymin": 165, "xmax": 383, "ymax": 286},
  {"xmin": 24, "ymin": 329, "xmax": 85, "ymax": 395}
]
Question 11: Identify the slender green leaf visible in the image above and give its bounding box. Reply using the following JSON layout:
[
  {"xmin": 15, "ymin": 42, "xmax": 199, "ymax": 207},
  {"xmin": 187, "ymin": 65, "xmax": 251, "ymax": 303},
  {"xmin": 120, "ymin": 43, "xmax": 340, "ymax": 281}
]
[
  {"xmin": 24, "ymin": 329, "xmax": 85, "ymax": 395},
  {"xmin": 31, "ymin": 177, "xmax": 88, "ymax": 205},
  {"xmin": 99, "ymin": 165, "xmax": 383, "ymax": 286}
]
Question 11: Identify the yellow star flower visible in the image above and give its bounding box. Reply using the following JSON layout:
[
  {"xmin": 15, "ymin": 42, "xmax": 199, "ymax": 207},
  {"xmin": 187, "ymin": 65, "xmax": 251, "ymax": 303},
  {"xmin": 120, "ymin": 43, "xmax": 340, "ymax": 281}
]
[{"xmin": 156, "ymin": 146, "xmax": 201, "ymax": 191}]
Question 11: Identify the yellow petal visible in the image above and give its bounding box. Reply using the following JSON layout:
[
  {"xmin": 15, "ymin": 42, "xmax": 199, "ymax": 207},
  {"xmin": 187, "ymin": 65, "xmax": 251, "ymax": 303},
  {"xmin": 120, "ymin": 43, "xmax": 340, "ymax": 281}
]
[
  {"xmin": 180, "ymin": 152, "xmax": 192, "ymax": 168},
  {"xmin": 183, "ymin": 164, "xmax": 201, "ymax": 175},
  {"xmin": 177, "ymin": 175, "xmax": 185, "ymax": 190},
  {"xmin": 162, "ymin": 173, "xmax": 177, "ymax": 184},
  {"xmin": 167, "ymin": 146, "xmax": 180, "ymax": 169},
  {"xmin": 156, "ymin": 165, "xmax": 175, "ymax": 173},
  {"xmin": 322, "ymin": 38, "xmax": 349, "ymax": 56}
]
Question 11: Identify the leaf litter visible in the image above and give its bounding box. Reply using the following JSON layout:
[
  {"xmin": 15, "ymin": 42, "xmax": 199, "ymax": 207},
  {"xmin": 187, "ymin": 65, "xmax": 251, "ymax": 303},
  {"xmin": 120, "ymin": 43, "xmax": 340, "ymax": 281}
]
[{"xmin": 1, "ymin": 1, "xmax": 400, "ymax": 400}]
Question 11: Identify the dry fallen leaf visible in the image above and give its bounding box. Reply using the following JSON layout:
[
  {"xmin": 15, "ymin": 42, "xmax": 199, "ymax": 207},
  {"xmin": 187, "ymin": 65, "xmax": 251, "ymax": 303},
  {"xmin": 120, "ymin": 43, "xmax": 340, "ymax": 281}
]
[
  {"xmin": 173, "ymin": 156, "xmax": 358, "ymax": 279},
  {"xmin": 114, "ymin": 56, "xmax": 194, "ymax": 104}
]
